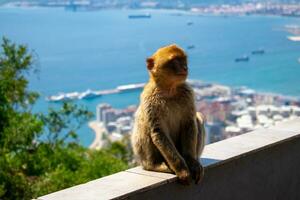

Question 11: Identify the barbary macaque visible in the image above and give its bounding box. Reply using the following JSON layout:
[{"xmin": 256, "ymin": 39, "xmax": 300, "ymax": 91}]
[{"xmin": 131, "ymin": 44, "xmax": 206, "ymax": 185}]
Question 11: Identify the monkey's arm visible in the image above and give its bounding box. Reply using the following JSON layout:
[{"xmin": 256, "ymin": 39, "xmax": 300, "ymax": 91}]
[
  {"xmin": 145, "ymin": 101, "xmax": 191, "ymax": 183},
  {"xmin": 180, "ymin": 117, "xmax": 204, "ymax": 184},
  {"xmin": 150, "ymin": 127, "xmax": 191, "ymax": 184},
  {"xmin": 145, "ymin": 96, "xmax": 191, "ymax": 184}
]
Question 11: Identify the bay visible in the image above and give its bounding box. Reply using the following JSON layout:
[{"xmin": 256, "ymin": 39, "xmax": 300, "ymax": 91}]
[{"xmin": 1, "ymin": 7, "xmax": 300, "ymax": 146}]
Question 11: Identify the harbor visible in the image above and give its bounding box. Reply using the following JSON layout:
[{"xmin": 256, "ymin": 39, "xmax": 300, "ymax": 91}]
[
  {"xmin": 46, "ymin": 83, "xmax": 145, "ymax": 102},
  {"xmin": 91, "ymin": 79, "xmax": 300, "ymax": 148}
]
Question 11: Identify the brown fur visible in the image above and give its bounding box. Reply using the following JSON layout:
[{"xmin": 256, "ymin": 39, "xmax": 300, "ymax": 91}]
[{"xmin": 131, "ymin": 44, "xmax": 206, "ymax": 184}]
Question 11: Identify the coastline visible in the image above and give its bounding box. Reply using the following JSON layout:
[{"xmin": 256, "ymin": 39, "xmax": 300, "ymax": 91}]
[
  {"xmin": 88, "ymin": 121, "xmax": 107, "ymax": 150},
  {"xmin": 87, "ymin": 79, "xmax": 300, "ymax": 148},
  {"xmin": 1, "ymin": 3, "xmax": 300, "ymax": 18}
]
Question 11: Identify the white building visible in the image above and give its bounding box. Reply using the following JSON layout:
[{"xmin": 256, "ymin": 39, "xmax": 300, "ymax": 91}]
[{"xmin": 96, "ymin": 103, "xmax": 111, "ymax": 122}]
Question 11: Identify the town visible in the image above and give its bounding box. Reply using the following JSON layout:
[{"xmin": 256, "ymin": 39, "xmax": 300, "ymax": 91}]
[
  {"xmin": 190, "ymin": 3, "xmax": 300, "ymax": 17},
  {"xmin": 89, "ymin": 80, "xmax": 300, "ymax": 149},
  {"xmin": 3, "ymin": 1, "xmax": 300, "ymax": 18}
]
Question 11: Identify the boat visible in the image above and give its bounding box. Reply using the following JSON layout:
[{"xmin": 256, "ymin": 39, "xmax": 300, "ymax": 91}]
[
  {"xmin": 235, "ymin": 56, "xmax": 249, "ymax": 62},
  {"xmin": 128, "ymin": 13, "xmax": 151, "ymax": 19},
  {"xmin": 187, "ymin": 21, "xmax": 193, "ymax": 26},
  {"xmin": 65, "ymin": 92, "xmax": 80, "ymax": 100},
  {"xmin": 187, "ymin": 45, "xmax": 195, "ymax": 50},
  {"xmin": 251, "ymin": 49, "xmax": 265, "ymax": 55},
  {"xmin": 171, "ymin": 13, "xmax": 183, "ymax": 16},
  {"xmin": 78, "ymin": 89, "xmax": 99, "ymax": 99},
  {"xmin": 47, "ymin": 93, "xmax": 66, "ymax": 102}
]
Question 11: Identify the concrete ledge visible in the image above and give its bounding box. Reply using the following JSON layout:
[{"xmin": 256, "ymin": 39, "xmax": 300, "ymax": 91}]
[{"xmin": 38, "ymin": 118, "xmax": 300, "ymax": 200}]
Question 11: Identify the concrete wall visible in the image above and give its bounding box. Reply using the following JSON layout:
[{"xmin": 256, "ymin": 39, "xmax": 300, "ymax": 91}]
[{"xmin": 37, "ymin": 118, "xmax": 300, "ymax": 200}]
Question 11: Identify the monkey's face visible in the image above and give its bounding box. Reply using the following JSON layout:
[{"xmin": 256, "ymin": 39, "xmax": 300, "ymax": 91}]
[
  {"xmin": 160, "ymin": 56, "xmax": 188, "ymax": 83},
  {"xmin": 147, "ymin": 44, "xmax": 188, "ymax": 85}
]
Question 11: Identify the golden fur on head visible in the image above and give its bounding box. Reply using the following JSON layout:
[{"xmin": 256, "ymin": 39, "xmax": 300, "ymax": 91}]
[
  {"xmin": 146, "ymin": 44, "xmax": 188, "ymax": 91},
  {"xmin": 149, "ymin": 44, "xmax": 186, "ymax": 67}
]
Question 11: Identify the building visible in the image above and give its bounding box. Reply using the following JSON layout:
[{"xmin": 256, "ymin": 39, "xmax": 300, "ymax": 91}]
[
  {"xmin": 102, "ymin": 108, "xmax": 116, "ymax": 126},
  {"xmin": 96, "ymin": 103, "xmax": 111, "ymax": 122}
]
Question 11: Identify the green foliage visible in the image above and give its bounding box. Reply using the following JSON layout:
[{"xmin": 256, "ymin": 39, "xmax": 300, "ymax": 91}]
[
  {"xmin": 0, "ymin": 38, "xmax": 129, "ymax": 200},
  {"xmin": 0, "ymin": 37, "xmax": 41, "ymax": 152},
  {"xmin": 39, "ymin": 102, "xmax": 94, "ymax": 146},
  {"xmin": 107, "ymin": 134, "xmax": 134, "ymax": 164},
  {"xmin": 29, "ymin": 144, "xmax": 128, "ymax": 198}
]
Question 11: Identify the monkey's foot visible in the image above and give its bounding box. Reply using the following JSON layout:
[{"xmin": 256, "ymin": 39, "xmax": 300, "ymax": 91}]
[
  {"xmin": 142, "ymin": 162, "xmax": 173, "ymax": 174},
  {"xmin": 188, "ymin": 161, "xmax": 204, "ymax": 184},
  {"xmin": 177, "ymin": 169, "xmax": 192, "ymax": 185}
]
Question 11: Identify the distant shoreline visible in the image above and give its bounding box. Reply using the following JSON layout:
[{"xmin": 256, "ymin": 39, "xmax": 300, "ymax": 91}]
[
  {"xmin": 1, "ymin": 3, "xmax": 300, "ymax": 18},
  {"xmin": 88, "ymin": 121, "xmax": 107, "ymax": 150}
]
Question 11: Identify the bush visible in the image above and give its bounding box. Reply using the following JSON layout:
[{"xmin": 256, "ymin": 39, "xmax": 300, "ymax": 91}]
[{"xmin": 0, "ymin": 38, "xmax": 129, "ymax": 200}]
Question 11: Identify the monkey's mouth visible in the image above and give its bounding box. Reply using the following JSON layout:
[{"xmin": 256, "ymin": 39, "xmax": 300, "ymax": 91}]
[{"xmin": 176, "ymin": 72, "xmax": 188, "ymax": 76}]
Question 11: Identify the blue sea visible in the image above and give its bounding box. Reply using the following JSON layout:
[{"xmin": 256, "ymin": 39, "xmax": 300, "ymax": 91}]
[{"xmin": 1, "ymin": 7, "xmax": 300, "ymax": 146}]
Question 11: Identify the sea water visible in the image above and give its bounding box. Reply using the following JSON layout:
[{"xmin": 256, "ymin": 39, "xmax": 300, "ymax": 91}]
[{"xmin": 1, "ymin": 7, "xmax": 300, "ymax": 146}]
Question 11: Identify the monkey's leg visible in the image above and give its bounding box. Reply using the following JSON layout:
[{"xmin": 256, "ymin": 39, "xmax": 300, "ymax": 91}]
[
  {"xmin": 180, "ymin": 117, "xmax": 204, "ymax": 184},
  {"xmin": 150, "ymin": 130, "xmax": 191, "ymax": 184}
]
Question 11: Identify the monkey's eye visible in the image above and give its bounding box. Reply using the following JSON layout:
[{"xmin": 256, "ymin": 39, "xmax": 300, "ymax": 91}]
[
  {"xmin": 175, "ymin": 58, "xmax": 188, "ymax": 69},
  {"xmin": 172, "ymin": 59, "xmax": 180, "ymax": 66},
  {"xmin": 180, "ymin": 60, "xmax": 187, "ymax": 68},
  {"xmin": 164, "ymin": 58, "xmax": 187, "ymax": 72},
  {"xmin": 164, "ymin": 59, "xmax": 176, "ymax": 69}
]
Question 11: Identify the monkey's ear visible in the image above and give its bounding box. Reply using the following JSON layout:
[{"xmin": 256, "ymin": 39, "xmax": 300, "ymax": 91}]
[{"xmin": 146, "ymin": 57, "xmax": 154, "ymax": 70}]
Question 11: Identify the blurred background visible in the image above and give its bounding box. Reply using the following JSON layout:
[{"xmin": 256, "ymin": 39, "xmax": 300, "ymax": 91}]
[{"xmin": 1, "ymin": 0, "xmax": 300, "ymax": 199}]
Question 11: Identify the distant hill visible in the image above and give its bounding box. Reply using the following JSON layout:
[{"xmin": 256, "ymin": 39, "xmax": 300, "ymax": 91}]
[
  {"xmin": 1, "ymin": 0, "xmax": 300, "ymax": 7},
  {"xmin": 183, "ymin": 0, "xmax": 300, "ymax": 4},
  {"xmin": 164, "ymin": 0, "xmax": 300, "ymax": 6}
]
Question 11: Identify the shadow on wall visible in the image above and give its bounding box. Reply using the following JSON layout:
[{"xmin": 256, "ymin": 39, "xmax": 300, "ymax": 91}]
[{"xmin": 201, "ymin": 157, "xmax": 221, "ymax": 167}]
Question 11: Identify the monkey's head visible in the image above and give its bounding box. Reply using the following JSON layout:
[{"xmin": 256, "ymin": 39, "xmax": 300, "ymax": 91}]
[{"xmin": 146, "ymin": 44, "xmax": 188, "ymax": 87}]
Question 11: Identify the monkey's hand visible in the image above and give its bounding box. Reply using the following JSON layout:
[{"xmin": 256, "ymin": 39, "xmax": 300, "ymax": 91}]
[
  {"xmin": 186, "ymin": 158, "xmax": 204, "ymax": 184},
  {"xmin": 176, "ymin": 167, "xmax": 192, "ymax": 185}
]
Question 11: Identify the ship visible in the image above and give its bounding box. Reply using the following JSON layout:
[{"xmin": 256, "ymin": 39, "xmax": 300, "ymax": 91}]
[
  {"xmin": 128, "ymin": 13, "xmax": 151, "ymax": 19},
  {"xmin": 251, "ymin": 49, "xmax": 265, "ymax": 55},
  {"xmin": 187, "ymin": 45, "xmax": 195, "ymax": 50},
  {"xmin": 235, "ymin": 56, "xmax": 249, "ymax": 62},
  {"xmin": 47, "ymin": 92, "xmax": 80, "ymax": 101},
  {"xmin": 65, "ymin": 92, "xmax": 80, "ymax": 100},
  {"xmin": 187, "ymin": 21, "xmax": 194, "ymax": 26},
  {"xmin": 78, "ymin": 89, "xmax": 100, "ymax": 100},
  {"xmin": 47, "ymin": 93, "xmax": 66, "ymax": 102}
]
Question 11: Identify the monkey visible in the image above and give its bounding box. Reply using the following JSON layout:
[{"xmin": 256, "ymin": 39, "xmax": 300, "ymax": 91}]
[{"xmin": 131, "ymin": 44, "xmax": 206, "ymax": 185}]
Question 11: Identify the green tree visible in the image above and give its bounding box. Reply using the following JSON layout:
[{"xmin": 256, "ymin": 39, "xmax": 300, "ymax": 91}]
[{"xmin": 0, "ymin": 38, "xmax": 129, "ymax": 200}]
